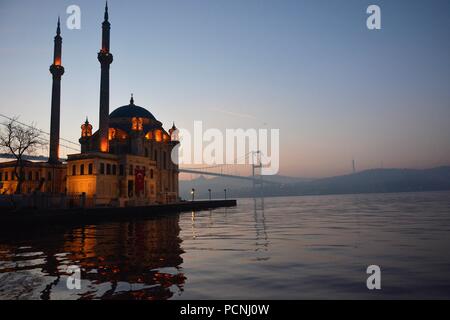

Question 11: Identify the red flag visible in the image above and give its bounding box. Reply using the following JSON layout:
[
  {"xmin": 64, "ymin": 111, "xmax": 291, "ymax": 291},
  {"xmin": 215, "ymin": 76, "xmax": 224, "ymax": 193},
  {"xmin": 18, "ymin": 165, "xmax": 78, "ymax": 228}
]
[{"xmin": 135, "ymin": 167, "xmax": 145, "ymax": 195}]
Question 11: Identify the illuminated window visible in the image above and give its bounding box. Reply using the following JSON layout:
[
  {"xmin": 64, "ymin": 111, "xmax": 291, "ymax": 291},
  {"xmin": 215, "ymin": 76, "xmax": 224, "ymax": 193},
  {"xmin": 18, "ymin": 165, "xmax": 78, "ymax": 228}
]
[
  {"xmin": 145, "ymin": 131, "xmax": 153, "ymax": 140},
  {"xmin": 81, "ymin": 121, "xmax": 93, "ymax": 137},
  {"xmin": 163, "ymin": 133, "xmax": 169, "ymax": 142},
  {"xmin": 154, "ymin": 130, "xmax": 162, "ymax": 142},
  {"xmin": 132, "ymin": 117, "xmax": 144, "ymax": 131},
  {"xmin": 100, "ymin": 138, "xmax": 108, "ymax": 152},
  {"xmin": 108, "ymin": 128, "xmax": 116, "ymax": 140}
]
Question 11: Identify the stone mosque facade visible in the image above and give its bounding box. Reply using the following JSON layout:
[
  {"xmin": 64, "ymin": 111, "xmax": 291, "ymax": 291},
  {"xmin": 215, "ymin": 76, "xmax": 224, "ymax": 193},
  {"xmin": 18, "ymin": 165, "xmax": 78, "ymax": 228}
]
[{"xmin": 0, "ymin": 4, "xmax": 180, "ymax": 206}]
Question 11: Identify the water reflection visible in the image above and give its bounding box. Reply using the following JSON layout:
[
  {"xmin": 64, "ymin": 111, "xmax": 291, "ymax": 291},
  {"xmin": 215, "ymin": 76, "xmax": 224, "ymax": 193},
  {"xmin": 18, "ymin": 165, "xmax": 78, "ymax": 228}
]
[
  {"xmin": 0, "ymin": 215, "xmax": 185, "ymax": 300},
  {"xmin": 253, "ymin": 197, "xmax": 269, "ymax": 261},
  {"xmin": 2, "ymin": 192, "xmax": 450, "ymax": 299}
]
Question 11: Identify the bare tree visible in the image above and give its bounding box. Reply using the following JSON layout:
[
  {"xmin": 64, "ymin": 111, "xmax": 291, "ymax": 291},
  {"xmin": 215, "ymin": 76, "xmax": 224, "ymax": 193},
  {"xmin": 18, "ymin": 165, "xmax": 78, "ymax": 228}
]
[{"xmin": 0, "ymin": 117, "xmax": 43, "ymax": 194}]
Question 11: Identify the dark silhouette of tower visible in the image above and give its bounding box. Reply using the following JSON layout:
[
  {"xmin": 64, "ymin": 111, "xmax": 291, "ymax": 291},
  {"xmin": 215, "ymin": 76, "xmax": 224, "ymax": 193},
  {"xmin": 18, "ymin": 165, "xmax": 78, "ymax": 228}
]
[
  {"xmin": 352, "ymin": 158, "xmax": 356, "ymax": 173},
  {"xmin": 48, "ymin": 17, "xmax": 64, "ymax": 163},
  {"xmin": 98, "ymin": 2, "xmax": 113, "ymax": 152}
]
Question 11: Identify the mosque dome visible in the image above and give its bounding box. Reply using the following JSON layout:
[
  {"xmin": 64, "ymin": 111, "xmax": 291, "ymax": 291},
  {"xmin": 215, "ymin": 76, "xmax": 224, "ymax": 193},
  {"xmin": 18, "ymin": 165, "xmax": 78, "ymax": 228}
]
[{"xmin": 109, "ymin": 95, "xmax": 156, "ymax": 121}]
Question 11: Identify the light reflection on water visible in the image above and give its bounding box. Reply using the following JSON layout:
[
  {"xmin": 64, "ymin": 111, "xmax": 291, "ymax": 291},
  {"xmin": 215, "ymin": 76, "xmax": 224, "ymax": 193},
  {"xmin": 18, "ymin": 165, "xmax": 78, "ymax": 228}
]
[{"xmin": 0, "ymin": 191, "xmax": 449, "ymax": 299}]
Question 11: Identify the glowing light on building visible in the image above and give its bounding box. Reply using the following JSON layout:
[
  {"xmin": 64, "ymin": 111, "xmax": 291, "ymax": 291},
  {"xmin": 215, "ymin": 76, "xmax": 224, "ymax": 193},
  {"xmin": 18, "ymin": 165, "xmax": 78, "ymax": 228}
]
[
  {"xmin": 100, "ymin": 138, "xmax": 109, "ymax": 152},
  {"xmin": 155, "ymin": 130, "xmax": 162, "ymax": 142},
  {"xmin": 108, "ymin": 128, "xmax": 116, "ymax": 140},
  {"xmin": 132, "ymin": 117, "xmax": 143, "ymax": 131},
  {"xmin": 81, "ymin": 119, "xmax": 93, "ymax": 137}
]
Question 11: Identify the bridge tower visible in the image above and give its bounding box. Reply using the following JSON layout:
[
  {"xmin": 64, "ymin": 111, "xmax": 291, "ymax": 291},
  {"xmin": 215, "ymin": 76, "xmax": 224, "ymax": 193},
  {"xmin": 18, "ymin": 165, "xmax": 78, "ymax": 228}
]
[{"xmin": 252, "ymin": 151, "xmax": 264, "ymax": 198}]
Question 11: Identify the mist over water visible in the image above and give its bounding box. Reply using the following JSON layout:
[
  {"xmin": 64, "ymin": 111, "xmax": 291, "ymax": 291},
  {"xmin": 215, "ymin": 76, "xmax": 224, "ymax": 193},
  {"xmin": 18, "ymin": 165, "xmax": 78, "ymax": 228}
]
[{"xmin": 1, "ymin": 191, "xmax": 449, "ymax": 299}]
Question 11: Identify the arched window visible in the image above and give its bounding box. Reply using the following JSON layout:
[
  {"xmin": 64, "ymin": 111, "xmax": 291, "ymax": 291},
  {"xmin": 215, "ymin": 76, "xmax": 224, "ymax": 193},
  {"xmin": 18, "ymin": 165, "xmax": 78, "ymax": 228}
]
[
  {"xmin": 132, "ymin": 117, "xmax": 144, "ymax": 131},
  {"xmin": 108, "ymin": 128, "xmax": 116, "ymax": 140},
  {"xmin": 145, "ymin": 131, "xmax": 153, "ymax": 140},
  {"xmin": 81, "ymin": 120, "xmax": 93, "ymax": 137},
  {"xmin": 154, "ymin": 130, "xmax": 162, "ymax": 142}
]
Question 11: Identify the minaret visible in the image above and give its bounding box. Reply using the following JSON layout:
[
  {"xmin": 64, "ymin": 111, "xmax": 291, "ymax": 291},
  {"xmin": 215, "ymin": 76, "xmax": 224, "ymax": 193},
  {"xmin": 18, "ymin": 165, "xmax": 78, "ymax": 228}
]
[
  {"xmin": 49, "ymin": 17, "xmax": 65, "ymax": 163},
  {"xmin": 97, "ymin": 2, "xmax": 113, "ymax": 152}
]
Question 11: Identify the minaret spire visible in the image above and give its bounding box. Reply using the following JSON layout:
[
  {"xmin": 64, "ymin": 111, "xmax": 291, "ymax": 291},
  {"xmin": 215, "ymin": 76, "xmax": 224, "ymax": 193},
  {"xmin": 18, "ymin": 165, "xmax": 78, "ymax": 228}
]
[
  {"xmin": 104, "ymin": 1, "xmax": 109, "ymax": 21},
  {"xmin": 101, "ymin": 1, "xmax": 111, "ymax": 53},
  {"xmin": 57, "ymin": 16, "xmax": 61, "ymax": 35},
  {"xmin": 98, "ymin": 2, "xmax": 113, "ymax": 152},
  {"xmin": 49, "ymin": 18, "xmax": 65, "ymax": 163}
]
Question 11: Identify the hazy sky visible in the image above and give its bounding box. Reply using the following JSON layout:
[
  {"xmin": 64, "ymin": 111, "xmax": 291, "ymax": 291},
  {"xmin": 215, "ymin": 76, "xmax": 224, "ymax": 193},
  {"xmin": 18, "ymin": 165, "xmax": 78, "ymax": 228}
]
[{"xmin": 0, "ymin": 0, "xmax": 449, "ymax": 178}]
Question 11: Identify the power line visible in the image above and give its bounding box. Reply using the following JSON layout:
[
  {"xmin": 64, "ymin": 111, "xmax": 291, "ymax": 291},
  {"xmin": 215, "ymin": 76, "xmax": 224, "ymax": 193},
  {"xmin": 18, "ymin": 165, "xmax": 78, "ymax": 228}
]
[
  {"xmin": 0, "ymin": 122, "xmax": 80, "ymax": 153},
  {"xmin": 0, "ymin": 113, "xmax": 80, "ymax": 147},
  {"xmin": 2, "ymin": 122, "xmax": 80, "ymax": 152}
]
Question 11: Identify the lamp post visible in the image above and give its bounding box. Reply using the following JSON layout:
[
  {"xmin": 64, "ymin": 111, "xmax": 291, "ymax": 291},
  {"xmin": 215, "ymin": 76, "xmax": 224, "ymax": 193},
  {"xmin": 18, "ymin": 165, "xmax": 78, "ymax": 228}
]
[
  {"xmin": 224, "ymin": 188, "xmax": 227, "ymax": 200},
  {"xmin": 191, "ymin": 188, "xmax": 195, "ymax": 201},
  {"xmin": 208, "ymin": 189, "xmax": 211, "ymax": 201}
]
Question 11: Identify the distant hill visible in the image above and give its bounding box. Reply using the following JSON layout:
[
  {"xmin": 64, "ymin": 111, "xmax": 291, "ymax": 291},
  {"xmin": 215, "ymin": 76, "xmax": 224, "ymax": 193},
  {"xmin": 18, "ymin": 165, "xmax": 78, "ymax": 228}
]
[
  {"xmin": 179, "ymin": 166, "xmax": 450, "ymax": 199},
  {"xmin": 296, "ymin": 166, "xmax": 450, "ymax": 195}
]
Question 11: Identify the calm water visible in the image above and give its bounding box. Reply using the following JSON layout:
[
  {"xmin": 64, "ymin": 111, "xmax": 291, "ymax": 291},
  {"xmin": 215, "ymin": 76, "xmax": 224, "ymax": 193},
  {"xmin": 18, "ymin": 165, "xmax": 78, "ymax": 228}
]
[{"xmin": 1, "ymin": 191, "xmax": 450, "ymax": 300}]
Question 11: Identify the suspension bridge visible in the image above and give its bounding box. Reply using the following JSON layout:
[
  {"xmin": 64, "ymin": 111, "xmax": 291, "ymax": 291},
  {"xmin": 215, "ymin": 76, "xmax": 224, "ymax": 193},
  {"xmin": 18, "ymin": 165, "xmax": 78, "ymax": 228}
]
[{"xmin": 179, "ymin": 151, "xmax": 279, "ymax": 186}]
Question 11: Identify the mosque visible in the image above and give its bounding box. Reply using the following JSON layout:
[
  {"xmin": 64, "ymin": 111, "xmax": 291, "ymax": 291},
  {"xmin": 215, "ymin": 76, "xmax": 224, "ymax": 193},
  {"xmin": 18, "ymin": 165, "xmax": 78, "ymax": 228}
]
[{"xmin": 0, "ymin": 4, "xmax": 180, "ymax": 206}]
